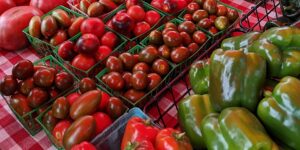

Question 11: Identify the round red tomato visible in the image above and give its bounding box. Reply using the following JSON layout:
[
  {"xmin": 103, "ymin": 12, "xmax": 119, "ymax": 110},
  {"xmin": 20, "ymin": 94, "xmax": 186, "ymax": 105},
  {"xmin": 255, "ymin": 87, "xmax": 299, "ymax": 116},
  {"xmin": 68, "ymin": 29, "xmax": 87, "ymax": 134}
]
[
  {"xmin": 93, "ymin": 112, "xmax": 112, "ymax": 134},
  {"xmin": 119, "ymin": 52, "xmax": 135, "ymax": 70},
  {"xmin": 95, "ymin": 45, "xmax": 112, "ymax": 62},
  {"xmin": 12, "ymin": 60, "xmax": 34, "ymax": 80},
  {"xmin": 75, "ymin": 33, "xmax": 100, "ymax": 54},
  {"xmin": 104, "ymin": 72, "xmax": 124, "ymax": 90},
  {"xmin": 71, "ymin": 54, "xmax": 96, "ymax": 71},
  {"xmin": 101, "ymin": 31, "xmax": 118, "ymax": 49},
  {"xmin": 152, "ymin": 59, "xmax": 170, "ymax": 76},
  {"xmin": 80, "ymin": 18, "xmax": 105, "ymax": 38},
  {"xmin": 127, "ymin": 5, "xmax": 145, "ymax": 22},
  {"xmin": 147, "ymin": 73, "xmax": 162, "ymax": 90},
  {"xmin": 99, "ymin": 91, "xmax": 110, "ymax": 111},
  {"xmin": 112, "ymin": 12, "xmax": 135, "ymax": 33},
  {"xmin": 145, "ymin": 10, "xmax": 161, "ymax": 26},
  {"xmin": 122, "ymin": 72, "xmax": 133, "ymax": 89},
  {"xmin": 33, "ymin": 68, "xmax": 55, "ymax": 88},
  {"xmin": 106, "ymin": 56, "xmax": 123, "ymax": 72},
  {"xmin": 133, "ymin": 21, "xmax": 151, "ymax": 37},
  {"xmin": 55, "ymin": 71, "xmax": 74, "ymax": 91},
  {"xmin": 79, "ymin": 77, "xmax": 96, "ymax": 94},
  {"xmin": 0, "ymin": 75, "xmax": 18, "ymax": 96},
  {"xmin": 193, "ymin": 31, "xmax": 207, "ymax": 45},
  {"xmin": 131, "ymin": 71, "xmax": 149, "ymax": 90},
  {"xmin": 132, "ymin": 62, "xmax": 151, "ymax": 73},
  {"xmin": 52, "ymin": 120, "xmax": 71, "ymax": 145},
  {"xmin": 58, "ymin": 41, "xmax": 76, "ymax": 61},
  {"xmin": 126, "ymin": 0, "xmax": 139, "ymax": 8},
  {"xmin": 66, "ymin": 92, "xmax": 81, "ymax": 105}
]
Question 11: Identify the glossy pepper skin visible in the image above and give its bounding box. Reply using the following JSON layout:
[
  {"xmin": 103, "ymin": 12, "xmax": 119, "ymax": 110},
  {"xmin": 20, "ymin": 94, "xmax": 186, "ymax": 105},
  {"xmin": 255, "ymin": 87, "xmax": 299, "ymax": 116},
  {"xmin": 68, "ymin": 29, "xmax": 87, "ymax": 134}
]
[
  {"xmin": 209, "ymin": 49, "xmax": 266, "ymax": 112},
  {"xmin": 121, "ymin": 117, "xmax": 160, "ymax": 150},
  {"xmin": 201, "ymin": 107, "xmax": 279, "ymax": 150},
  {"xmin": 155, "ymin": 128, "xmax": 193, "ymax": 150},
  {"xmin": 248, "ymin": 26, "xmax": 300, "ymax": 78},
  {"xmin": 257, "ymin": 76, "xmax": 300, "ymax": 149},
  {"xmin": 221, "ymin": 32, "xmax": 261, "ymax": 52},
  {"xmin": 189, "ymin": 59, "xmax": 210, "ymax": 95},
  {"xmin": 178, "ymin": 94, "xmax": 215, "ymax": 149}
]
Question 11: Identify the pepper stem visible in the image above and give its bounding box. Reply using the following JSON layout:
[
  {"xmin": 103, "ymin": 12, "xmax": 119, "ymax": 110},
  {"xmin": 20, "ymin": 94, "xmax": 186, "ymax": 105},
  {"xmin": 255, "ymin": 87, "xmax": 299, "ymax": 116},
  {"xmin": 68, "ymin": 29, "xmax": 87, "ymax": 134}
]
[
  {"xmin": 144, "ymin": 118, "xmax": 151, "ymax": 126},
  {"xmin": 264, "ymin": 90, "xmax": 272, "ymax": 97},
  {"xmin": 125, "ymin": 142, "xmax": 139, "ymax": 150}
]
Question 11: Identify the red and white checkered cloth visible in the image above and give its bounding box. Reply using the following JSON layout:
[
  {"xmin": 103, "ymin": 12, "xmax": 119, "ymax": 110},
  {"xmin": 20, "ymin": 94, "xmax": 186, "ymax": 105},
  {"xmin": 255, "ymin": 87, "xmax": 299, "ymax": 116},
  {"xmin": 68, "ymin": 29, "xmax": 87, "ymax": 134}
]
[{"xmin": 0, "ymin": 1, "xmax": 282, "ymax": 149}]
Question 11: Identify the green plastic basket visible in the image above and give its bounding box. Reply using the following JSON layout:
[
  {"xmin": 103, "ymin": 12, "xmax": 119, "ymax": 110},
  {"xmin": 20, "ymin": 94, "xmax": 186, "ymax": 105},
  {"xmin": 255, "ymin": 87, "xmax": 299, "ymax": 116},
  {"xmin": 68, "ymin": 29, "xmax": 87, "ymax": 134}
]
[
  {"xmin": 140, "ymin": 18, "xmax": 212, "ymax": 75},
  {"xmin": 103, "ymin": 1, "xmax": 166, "ymax": 48},
  {"xmin": 36, "ymin": 85, "xmax": 128, "ymax": 150},
  {"xmin": 0, "ymin": 56, "xmax": 78, "ymax": 136},
  {"xmin": 178, "ymin": 1, "xmax": 242, "ymax": 41},
  {"xmin": 53, "ymin": 28, "xmax": 127, "ymax": 79},
  {"xmin": 96, "ymin": 45, "xmax": 176, "ymax": 107},
  {"xmin": 23, "ymin": 6, "xmax": 85, "ymax": 57}
]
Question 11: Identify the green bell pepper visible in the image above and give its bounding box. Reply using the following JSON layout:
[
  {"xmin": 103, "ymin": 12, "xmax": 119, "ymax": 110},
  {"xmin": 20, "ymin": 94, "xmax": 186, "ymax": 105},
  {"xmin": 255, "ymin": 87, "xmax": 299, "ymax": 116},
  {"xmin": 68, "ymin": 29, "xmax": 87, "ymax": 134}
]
[
  {"xmin": 189, "ymin": 59, "xmax": 210, "ymax": 95},
  {"xmin": 209, "ymin": 49, "xmax": 266, "ymax": 112},
  {"xmin": 257, "ymin": 76, "xmax": 300, "ymax": 149},
  {"xmin": 201, "ymin": 107, "xmax": 279, "ymax": 150},
  {"xmin": 221, "ymin": 32, "xmax": 261, "ymax": 52},
  {"xmin": 248, "ymin": 26, "xmax": 300, "ymax": 78},
  {"xmin": 178, "ymin": 94, "xmax": 215, "ymax": 149}
]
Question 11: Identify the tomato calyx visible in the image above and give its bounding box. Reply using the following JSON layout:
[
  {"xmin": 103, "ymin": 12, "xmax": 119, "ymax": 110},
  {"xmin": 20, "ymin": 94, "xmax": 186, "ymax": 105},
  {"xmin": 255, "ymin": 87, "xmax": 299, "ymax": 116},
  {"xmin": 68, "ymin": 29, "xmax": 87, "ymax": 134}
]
[
  {"xmin": 172, "ymin": 132, "xmax": 186, "ymax": 141},
  {"xmin": 125, "ymin": 141, "xmax": 139, "ymax": 150},
  {"xmin": 144, "ymin": 118, "xmax": 152, "ymax": 126}
]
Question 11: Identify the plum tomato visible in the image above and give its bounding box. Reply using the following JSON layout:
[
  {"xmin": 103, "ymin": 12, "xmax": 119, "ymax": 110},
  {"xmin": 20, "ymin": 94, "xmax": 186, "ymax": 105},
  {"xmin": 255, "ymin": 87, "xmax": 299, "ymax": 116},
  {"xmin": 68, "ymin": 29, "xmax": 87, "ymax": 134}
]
[
  {"xmin": 0, "ymin": 75, "xmax": 18, "ymax": 96},
  {"xmin": 95, "ymin": 45, "xmax": 112, "ymax": 62},
  {"xmin": 147, "ymin": 73, "xmax": 162, "ymax": 90},
  {"xmin": 163, "ymin": 31, "xmax": 182, "ymax": 47},
  {"xmin": 71, "ymin": 54, "xmax": 96, "ymax": 71},
  {"xmin": 180, "ymin": 32, "xmax": 193, "ymax": 46},
  {"xmin": 152, "ymin": 59, "xmax": 170, "ymax": 76},
  {"xmin": 28, "ymin": 87, "xmax": 49, "ymax": 108},
  {"xmin": 183, "ymin": 14, "xmax": 192, "ymax": 21},
  {"xmin": 170, "ymin": 46, "xmax": 190, "ymax": 64},
  {"xmin": 79, "ymin": 0, "xmax": 91, "ymax": 13},
  {"xmin": 126, "ymin": 0, "xmax": 139, "ymax": 9},
  {"xmin": 112, "ymin": 12, "xmax": 134, "ymax": 33},
  {"xmin": 50, "ymin": 30, "xmax": 68, "ymax": 46},
  {"xmin": 138, "ymin": 46, "xmax": 159, "ymax": 64},
  {"xmin": 214, "ymin": 16, "xmax": 229, "ymax": 31},
  {"xmin": 198, "ymin": 18, "xmax": 212, "ymax": 29},
  {"xmin": 209, "ymin": 26, "xmax": 218, "ymax": 34},
  {"xmin": 52, "ymin": 96, "xmax": 70, "ymax": 119},
  {"xmin": 149, "ymin": 30, "xmax": 163, "ymax": 45},
  {"xmin": 43, "ymin": 110, "xmax": 59, "ymax": 132},
  {"xmin": 99, "ymin": 91, "xmax": 110, "ymax": 111},
  {"xmin": 101, "ymin": 31, "xmax": 118, "ymax": 49},
  {"xmin": 145, "ymin": 10, "xmax": 161, "ymax": 26},
  {"xmin": 178, "ymin": 21, "xmax": 196, "ymax": 35},
  {"xmin": 151, "ymin": 0, "xmax": 163, "ymax": 10},
  {"xmin": 12, "ymin": 60, "xmax": 34, "ymax": 80},
  {"xmin": 87, "ymin": 2, "xmax": 104, "ymax": 17},
  {"xmin": 106, "ymin": 97, "xmax": 126, "ymax": 119},
  {"xmin": 68, "ymin": 17, "xmax": 85, "ymax": 37},
  {"xmin": 10, "ymin": 93, "xmax": 31, "ymax": 116},
  {"xmin": 132, "ymin": 62, "xmax": 151, "ymax": 73},
  {"xmin": 33, "ymin": 68, "xmax": 55, "ymax": 88},
  {"xmin": 133, "ymin": 21, "xmax": 151, "ymax": 37},
  {"xmin": 66, "ymin": 92, "xmax": 81, "ymax": 106},
  {"xmin": 19, "ymin": 78, "xmax": 34, "ymax": 96},
  {"xmin": 93, "ymin": 112, "xmax": 112, "ymax": 134},
  {"xmin": 192, "ymin": 9, "xmax": 208, "ymax": 23},
  {"xmin": 41, "ymin": 15, "xmax": 58, "ymax": 38},
  {"xmin": 49, "ymin": 87, "xmax": 59, "ymax": 98},
  {"xmin": 119, "ymin": 53, "xmax": 135, "ymax": 70},
  {"xmin": 127, "ymin": 5, "xmax": 145, "ymax": 22},
  {"xmin": 192, "ymin": 30, "xmax": 207, "ymax": 45},
  {"xmin": 227, "ymin": 8, "xmax": 239, "ymax": 22},
  {"xmin": 75, "ymin": 33, "xmax": 100, "ymax": 54},
  {"xmin": 131, "ymin": 71, "xmax": 149, "ymax": 90},
  {"xmin": 79, "ymin": 77, "xmax": 96, "ymax": 94},
  {"xmin": 104, "ymin": 72, "xmax": 124, "ymax": 90},
  {"xmin": 80, "ymin": 18, "xmax": 105, "ymax": 38},
  {"xmin": 188, "ymin": 42, "xmax": 200, "ymax": 54},
  {"xmin": 158, "ymin": 45, "xmax": 171, "ymax": 59},
  {"xmin": 187, "ymin": 2, "xmax": 200, "ymax": 14},
  {"xmin": 122, "ymin": 72, "xmax": 132, "ymax": 89},
  {"xmin": 106, "ymin": 56, "xmax": 123, "ymax": 72},
  {"xmin": 52, "ymin": 120, "xmax": 72, "ymax": 145},
  {"xmin": 58, "ymin": 41, "xmax": 76, "ymax": 61},
  {"xmin": 217, "ymin": 5, "xmax": 228, "ymax": 16},
  {"xmin": 124, "ymin": 89, "xmax": 145, "ymax": 103},
  {"xmin": 55, "ymin": 71, "xmax": 74, "ymax": 91}
]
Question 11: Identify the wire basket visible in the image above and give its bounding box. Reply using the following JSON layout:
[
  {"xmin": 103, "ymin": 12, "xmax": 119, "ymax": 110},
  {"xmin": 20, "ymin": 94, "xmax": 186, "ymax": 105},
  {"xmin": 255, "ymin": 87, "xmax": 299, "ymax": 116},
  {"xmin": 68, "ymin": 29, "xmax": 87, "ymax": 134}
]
[
  {"xmin": 143, "ymin": 28, "xmax": 246, "ymax": 128},
  {"xmin": 96, "ymin": 45, "xmax": 176, "ymax": 107},
  {"xmin": 178, "ymin": 1, "xmax": 242, "ymax": 40},
  {"xmin": 23, "ymin": 6, "xmax": 85, "ymax": 57},
  {"xmin": 140, "ymin": 18, "xmax": 212, "ymax": 77},
  {"xmin": 0, "ymin": 56, "xmax": 78, "ymax": 135},
  {"xmin": 53, "ymin": 28, "xmax": 127, "ymax": 79},
  {"xmin": 240, "ymin": 0, "xmax": 283, "ymax": 32}
]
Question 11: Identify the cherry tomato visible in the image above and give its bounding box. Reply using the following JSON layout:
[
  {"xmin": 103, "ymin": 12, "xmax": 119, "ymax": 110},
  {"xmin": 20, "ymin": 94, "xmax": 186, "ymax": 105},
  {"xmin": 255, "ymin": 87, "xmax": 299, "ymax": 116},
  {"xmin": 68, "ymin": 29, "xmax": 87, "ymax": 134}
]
[
  {"xmin": 133, "ymin": 62, "xmax": 151, "ymax": 73},
  {"xmin": 149, "ymin": 30, "xmax": 163, "ymax": 45},
  {"xmin": 147, "ymin": 73, "xmax": 162, "ymax": 90},
  {"xmin": 198, "ymin": 18, "xmax": 212, "ymax": 29},
  {"xmin": 183, "ymin": 14, "xmax": 192, "ymax": 21},
  {"xmin": 158, "ymin": 45, "xmax": 171, "ymax": 59},
  {"xmin": 131, "ymin": 71, "xmax": 149, "ymax": 90},
  {"xmin": 188, "ymin": 42, "xmax": 200, "ymax": 54},
  {"xmin": 52, "ymin": 97, "xmax": 70, "ymax": 119},
  {"xmin": 79, "ymin": 77, "xmax": 96, "ymax": 94},
  {"xmin": 52, "ymin": 120, "xmax": 72, "ymax": 145},
  {"xmin": 126, "ymin": 0, "xmax": 139, "ymax": 9},
  {"xmin": 119, "ymin": 52, "xmax": 135, "ymax": 70},
  {"xmin": 10, "ymin": 93, "xmax": 31, "ymax": 116},
  {"xmin": 180, "ymin": 32, "xmax": 193, "ymax": 46},
  {"xmin": 0, "ymin": 75, "xmax": 18, "ymax": 96},
  {"xmin": 71, "ymin": 54, "xmax": 96, "ymax": 71},
  {"xmin": 122, "ymin": 72, "xmax": 133, "ymax": 89},
  {"xmin": 66, "ymin": 92, "xmax": 81, "ymax": 106},
  {"xmin": 171, "ymin": 46, "xmax": 190, "ymax": 64},
  {"xmin": 217, "ymin": 5, "xmax": 228, "ymax": 16},
  {"xmin": 33, "ymin": 68, "xmax": 55, "ymax": 88},
  {"xmin": 80, "ymin": 18, "xmax": 105, "ymax": 38},
  {"xmin": 48, "ymin": 87, "xmax": 59, "ymax": 98},
  {"xmin": 12, "ymin": 60, "xmax": 34, "ymax": 80},
  {"xmin": 75, "ymin": 33, "xmax": 100, "ymax": 54},
  {"xmin": 145, "ymin": 10, "xmax": 161, "ymax": 26},
  {"xmin": 58, "ymin": 41, "xmax": 76, "ymax": 61},
  {"xmin": 187, "ymin": 2, "xmax": 200, "ymax": 14},
  {"xmin": 104, "ymin": 72, "xmax": 124, "ymax": 90},
  {"xmin": 163, "ymin": 31, "xmax": 182, "ymax": 47},
  {"xmin": 152, "ymin": 59, "xmax": 170, "ymax": 76},
  {"xmin": 192, "ymin": 9, "xmax": 208, "ymax": 22},
  {"xmin": 127, "ymin": 5, "xmax": 145, "ymax": 22},
  {"xmin": 139, "ymin": 46, "xmax": 159, "ymax": 64},
  {"xmin": 55, "ymin": 71, "xmax": 74, "ymax": 91},
  {"xmin": 162, "ymin": 28, "xmax": 176, "ymax": 35},
  {"xmin": 95, "ymin": 45, "xmax": 112, "ymax": 62},
  {"xmin": 124, "ymin": 89, "xmax": 145, "ymax": 103},
  {"xmin": 28, "ymin": 87, "xmax": 49, "ymax": 108},
  {"xmin": 106, "ymin": 97, "xmax": 126, "ymax": 119},
  {"xmin": 19, "ymin": 78, "xmax": 34, "ymax": 96},
  {"xmin": 106, "ymin": 56, "xmax": 123, "ymax": 72},
  {"xmin": 101, "ymin": 31, "xmax": 118, "ymax": 49},
  {"xmin": 99, "ymin": 91, "xmax": 110, "ymax": 111},
  {"xmin": 93, "ymin": 112, "xmax": 112, "ymax": 134},
  {"xmin": 227, "ymin": 8, "xmax": 239, "ymax": 22},
  {"xmin": 43, "ymin": 110, "xmax": 59, "ymax": 132},
  {"xmin": 209, "ymin": 26, "xmax": 218, "ymax": 34},
  {"xmin": 165, "ymin": 22, "xmax": 177, "ymax": 29},
  {"xmin": 133, "ymin": 21, "xmax": 151, "ymax": 37},
  {"xmin": 209, "ymin": 15, "xmax": 217, "ymax": 23},
  {"xmin": 178, "ymin": 21, "xmax": 196, "ymax": 34},
  {"xmin": 192, "ymin": 31, "xmax": 207, "ymax": 45}
]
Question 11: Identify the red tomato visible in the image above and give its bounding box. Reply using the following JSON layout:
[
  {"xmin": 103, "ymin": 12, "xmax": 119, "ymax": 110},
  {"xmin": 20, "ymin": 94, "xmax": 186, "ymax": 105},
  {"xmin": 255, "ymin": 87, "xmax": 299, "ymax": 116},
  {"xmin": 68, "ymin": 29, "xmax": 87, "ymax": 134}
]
[
  {"xmin": 95, "ymin": 45, "xmax": 112, "ymax": 62},
  {"xmin": 175, "ymin": 0, "xmax": 188, "ymax": 11},
  {"xmin": 144, "ymin": 10, "xmax": 161, "ymax": 26},
  {"xmin": 58, "ymin": 41, "xmax": 76, "ymax": 61},
  {"xmin": 93, "ymin": 112, "xmax": 113, "ymax": 134},
  {"xmin": 71, "ymin": 54, "xmax": 96, "ymax": 71},
  {"xmin": 150, "ymin": 0, "xmax": 163, "ymax": 10},
  {"xmin": 101, "ymin": 31, "xmax": 118, "ymax": 49},
  {"xmin": 13, "ymin": 0, "xmax": 29, "ymax": 5},
  {"xmin": 66, "ymin": 92, "xmax": 81, "ymax": 105},
  {"xmin": 0, "ymin": 0, "xmax": 15, "ymax": 15},
  {"xmin": 183, "ymin": 14, "xmax": 192, "ymax": 21},
  {"xmin": 80, "ymin": 18, "xmax": 105, "ymax": 38},
  {"xmin": 71, "ymin": 141, "xmax": 96, "ymax": 150},
  {"xmin": 30, "ymin": 0, "xmax": 67, "ymax": 13},
  {"xmin": 52, "ymin": 120, "xmax": 72, "ymax": 145},
  {"xmin": 99, "ymin": 91, "xmax": 110, "ymax": 111},
  {"xmin": 127, "ymin": 5, "xmax": 145, "ymax": 22},
  {"xmin": 126, "ymin": 0, "xmax": 139, "ymax": 9},
  {"xmin": 133, "ymin": 21, "xmax": 151, "ymax": 36}
]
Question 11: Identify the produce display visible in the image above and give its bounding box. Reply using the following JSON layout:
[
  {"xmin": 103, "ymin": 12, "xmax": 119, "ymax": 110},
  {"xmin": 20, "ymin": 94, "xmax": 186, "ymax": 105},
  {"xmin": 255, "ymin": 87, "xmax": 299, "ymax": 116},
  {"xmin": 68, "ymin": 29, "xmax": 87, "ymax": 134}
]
[
  {"xmin": 38, "ymin": 77, "xmax": 127, "ymax": 149},
  {"xmin": 180, "ymin": 0, "xmax": 240, "ymax": 35},
  {"xmin": 1, "ymin": 0, "xmax": 300, "ymax": 150}
]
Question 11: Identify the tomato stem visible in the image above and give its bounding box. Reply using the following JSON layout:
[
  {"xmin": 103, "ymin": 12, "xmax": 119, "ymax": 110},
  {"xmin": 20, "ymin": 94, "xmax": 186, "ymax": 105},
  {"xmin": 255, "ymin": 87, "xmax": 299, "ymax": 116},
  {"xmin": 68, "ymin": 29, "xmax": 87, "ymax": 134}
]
[
  {"xmin": 125, "ymin": 142, "xmax": 139, "ymax": 150},
  {"xmin": 173, "ymin": 132, "xmax": 186, "ymax": 141}
]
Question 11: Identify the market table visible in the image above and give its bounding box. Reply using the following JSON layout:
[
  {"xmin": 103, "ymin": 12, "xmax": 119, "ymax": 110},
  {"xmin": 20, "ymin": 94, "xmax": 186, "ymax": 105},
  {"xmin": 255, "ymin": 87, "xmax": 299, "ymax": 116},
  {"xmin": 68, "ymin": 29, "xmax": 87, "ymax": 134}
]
[{"xmin": 0, "ymin": 0, "xmax": 280, "ymax": 149}]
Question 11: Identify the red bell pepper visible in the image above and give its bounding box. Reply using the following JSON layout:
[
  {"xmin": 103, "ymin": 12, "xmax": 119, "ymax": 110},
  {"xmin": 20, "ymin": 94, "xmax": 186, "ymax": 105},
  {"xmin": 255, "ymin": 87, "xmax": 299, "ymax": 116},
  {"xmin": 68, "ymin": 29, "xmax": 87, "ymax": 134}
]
[
  {"xmin": 121, "ymin": 117, "xmax": 160, "ymax": 150},
  {"xmin": 155, "ymin": 128, "xmax": 193, "ymax": 150}
]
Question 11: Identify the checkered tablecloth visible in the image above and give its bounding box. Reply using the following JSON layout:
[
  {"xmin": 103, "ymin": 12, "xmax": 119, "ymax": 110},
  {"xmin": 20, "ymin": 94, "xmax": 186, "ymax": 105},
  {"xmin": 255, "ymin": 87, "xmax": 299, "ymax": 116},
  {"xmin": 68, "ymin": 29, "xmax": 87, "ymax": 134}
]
[{"xmin": 0, "ymin": 1, "xmax": 281, "ymax": 149}]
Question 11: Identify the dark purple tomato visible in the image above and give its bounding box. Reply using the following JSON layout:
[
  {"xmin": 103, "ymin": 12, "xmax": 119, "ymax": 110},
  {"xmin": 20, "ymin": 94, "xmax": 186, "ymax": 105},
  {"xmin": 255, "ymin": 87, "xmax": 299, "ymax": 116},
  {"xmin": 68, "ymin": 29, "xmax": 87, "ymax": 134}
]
[
  {"xmin": 111, "ymin": 12, "xmax": 134, "ymax": 34},
  {"xmin": 163, "ymin": 31, "xmax": 182, "ymax": 47},
  {"xmin": 132, "ymin": 62, "xmax": 151, "ymax": 73},
  {"xmin": 105, "ymin": 72, "xmax": 124, "ymax": 90},
  {"xmin": 28, "ymin": 87, "xmax": 49, "ymax": 108},
  {"xmin": 55, "ymin": 71, "xmax": 74, "ymax": 91},
  {"xmin": 165, "ymin": 22, "xmax": 177, "ymax": 29},
  {"xmin": 180, "ymin": 32, "xmax": 193, "ymax": 46},
  {"xmin": 106, "ymin": 56, "xmax": 123, "ymax": 72},
  {"xmin": 52, "ymin": 96, "xmax": 70, "ymax": 119},
  {"xmin": 122, "ymin": 72, "xmax": 132, "ymax": 89},
  {"xmin": 138, "ymin": 46, "xmax": 159, "ymax": 64},
  {"xmin": 43, "ymin": 110, "xmax": 59, "ymax": 131},
  {"xmin": 147, "ymin": 73, "xmax": 162, "ymax": 90},
  {"xmin": 75, "ymin": 33, "xmax": 100, "ymax": 54},
  {"xmin": 171, "ymin": 46, "xmax": 190, "ymax": 63},
  {"xmin": 123, "ymin": 89, "xmax": 145, "ymax": 103},
  {"xmin": 198, "ymin": 18, "xmax": 212, "ymax": 29},
  {"xmin": 152, "ymin": 59, "xmax": 170, "ymax": 76},
  {"xmin": 192, "ymin": 9, "xmax": 208, "ymax": 23},
  {"xmin": 217, "ymin": 5, "xmax": 228, "ymax": 16},
  {"xmin": 227, "ymin": 8, "xmax": 239, "ymax": 22},
  {"xmin": 12, "ymin": 60, "xmax": 34, "ymax": 80},
  {"xmin": 130, "ymin": 71, "xmax": 149, "ymax": 90},
  {"xmin": 33, "ymin": 68, "xmax": 55, "ymax": 88},
  {"xmin": 149, "ymin": 30, "xmax": 163, "ymax": 45},
  {"xmin": 158, "ymin": 45, "xmax": 171, "ymax": 59},
  {"xmin": 187, "ymin": 2, "xmax": 200, "ymax": 14},
  {"xmin": 19, "ymin": 78, "xmax": 35, "ymax": 96},
  {"xmin": 10, "ymin": 93, "xmax": 32, "ymax": 116},
  {"xmin": 79, "ymin": 77, "xmax": 96, "ymax": 94},
  {"xmin": 0, "ymin": 75, "xmax": 18, "ymax": 96},
  {"xmin": 119, "ymin": 52, "xmax": 135, "ymax": 70},
  {"xmin": 178, "ymin": 21, "xmax": 196, "ymax": 35},
  {"xmin": 106, "ymin": 97, "xmax": 126, "ymax": 119},
  {"xmin": 162, "ymin": 27, "xmax": 177, "ymax": 35}
]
